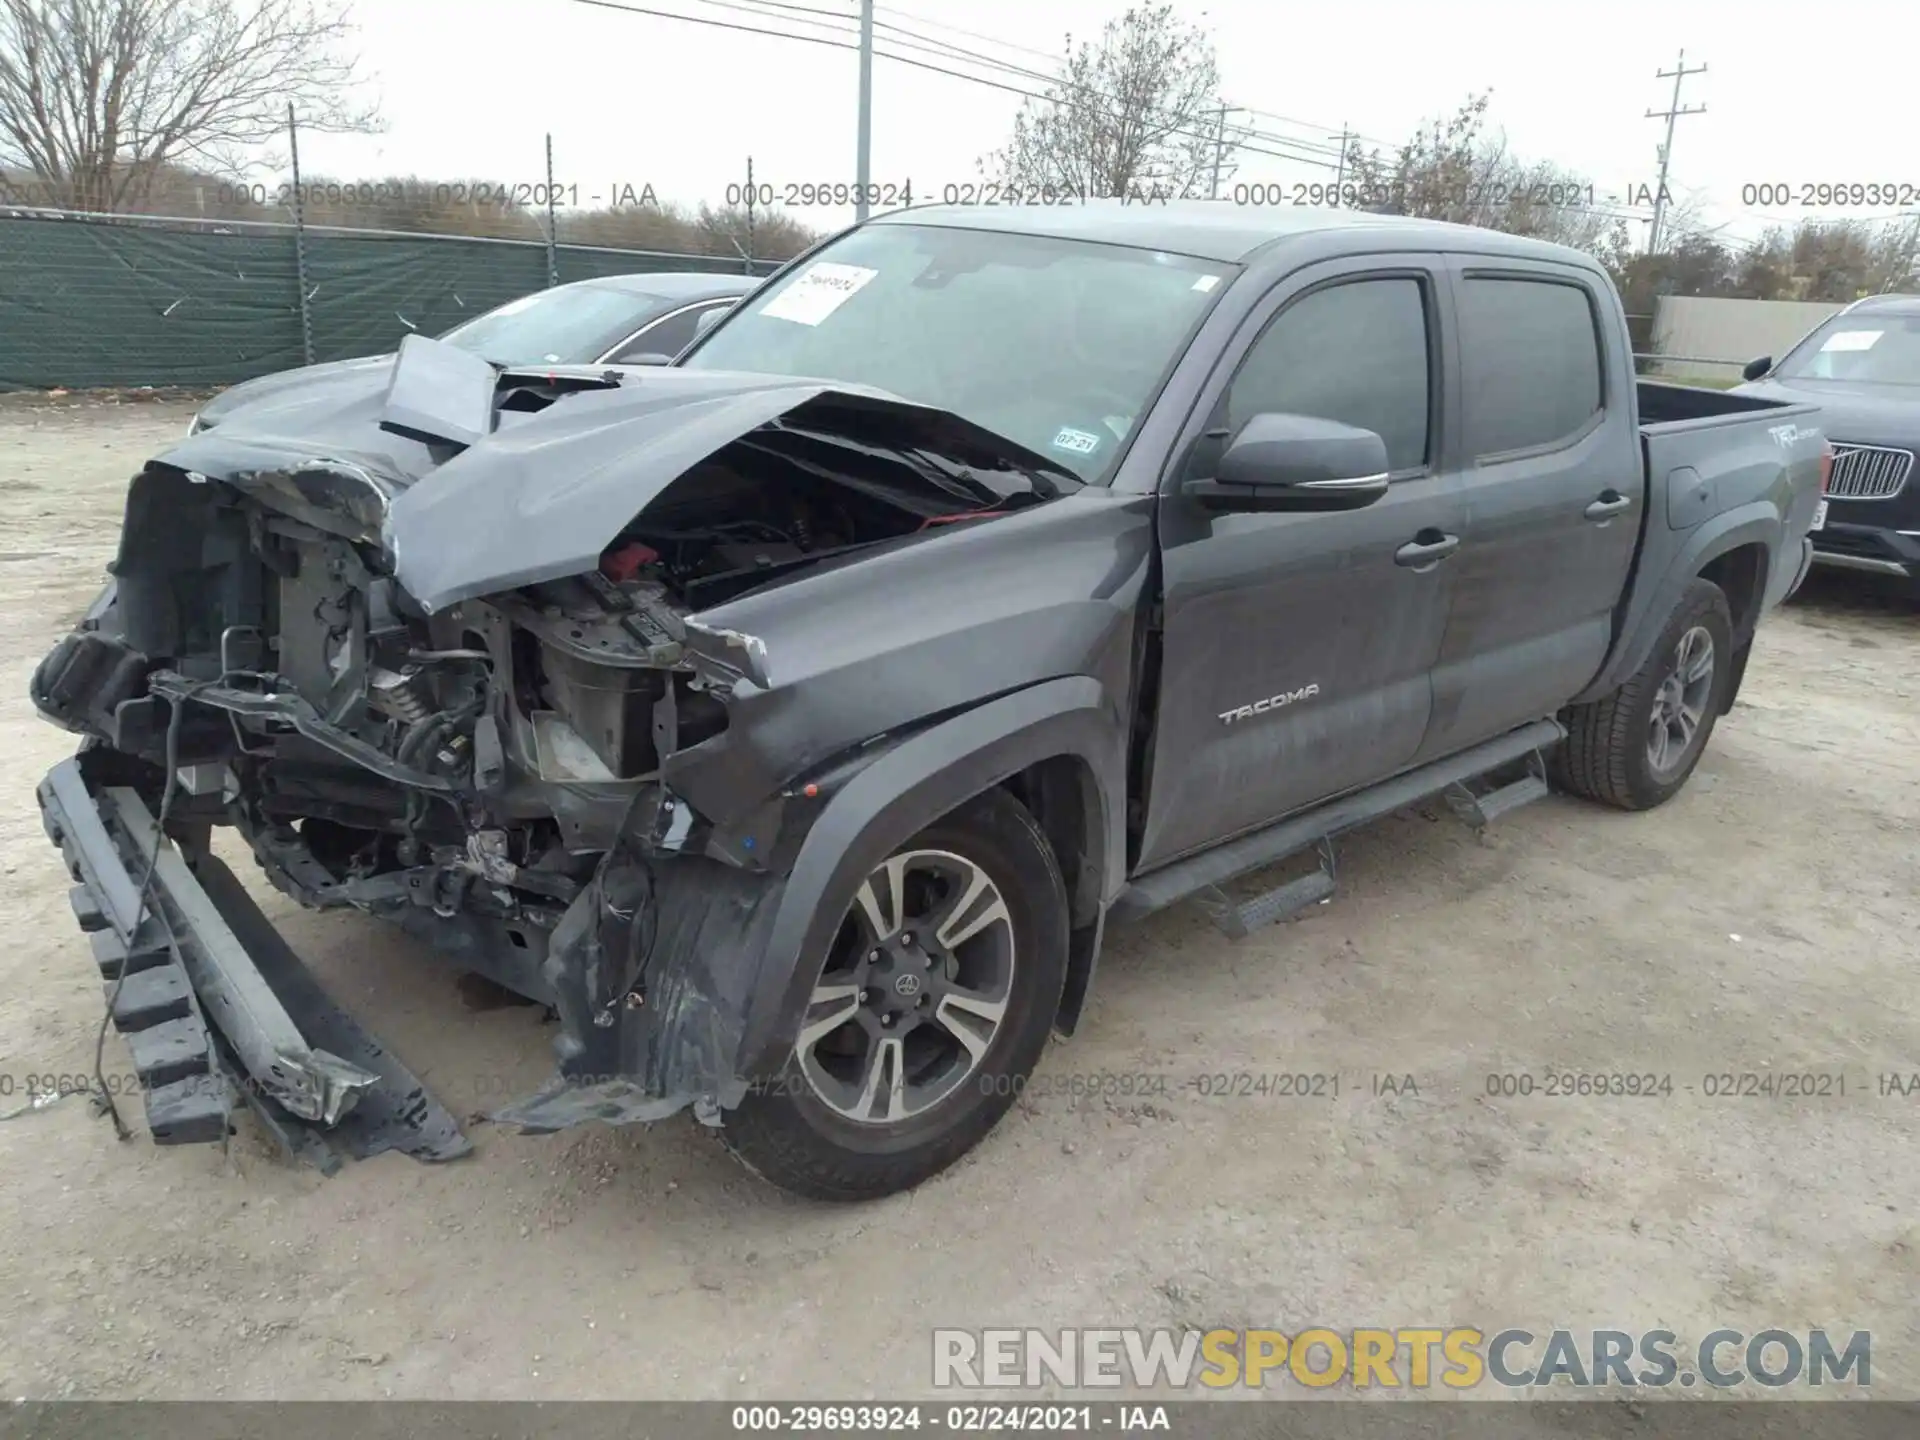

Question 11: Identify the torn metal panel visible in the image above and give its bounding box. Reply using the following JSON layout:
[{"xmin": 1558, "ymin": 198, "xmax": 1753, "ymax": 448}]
[{"xmin": 384, "ymin": 371, "xmax": 1082, "ymax": 614}]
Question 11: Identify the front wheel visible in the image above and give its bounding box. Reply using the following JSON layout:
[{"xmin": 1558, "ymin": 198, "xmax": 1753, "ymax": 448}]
[
  {"xmin": 717, "ymin": 788, "xmax": 1069, "ymax": 1201},
  {"xmin": 1554, "ymin": 577, "xmax": 1734, "ymax": 810}
]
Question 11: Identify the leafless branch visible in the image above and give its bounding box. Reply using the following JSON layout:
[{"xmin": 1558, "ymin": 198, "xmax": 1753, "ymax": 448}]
[
  {"xmin": 979, "ymin": 4, "xmax": 1224, "ymax": 201},
  {"xmin": 0, "ymin": 0, "xmax": 381, "ymax": 210}
]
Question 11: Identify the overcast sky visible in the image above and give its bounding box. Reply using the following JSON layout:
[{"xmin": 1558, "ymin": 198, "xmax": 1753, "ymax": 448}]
[{"xmin": 290, "ymin": 0, "xmax": 1919, "ymax": 250}]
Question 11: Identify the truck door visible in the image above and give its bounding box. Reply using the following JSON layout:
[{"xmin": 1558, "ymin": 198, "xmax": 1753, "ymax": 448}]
[
  {"xmin": 1134, "ymin": 256, "xmax": 1469, "ymax": 873},
  {"xmin": 1413, "ymin": 259, "xmax": 1645, "ymax": 761}
]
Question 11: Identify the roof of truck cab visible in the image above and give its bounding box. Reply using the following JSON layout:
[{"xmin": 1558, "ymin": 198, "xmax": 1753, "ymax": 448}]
[{"xmin": 868, "ymin": 200, "xmax": 1601, "ymax": 267}]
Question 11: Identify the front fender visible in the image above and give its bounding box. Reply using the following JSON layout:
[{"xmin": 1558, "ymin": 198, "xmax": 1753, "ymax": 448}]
[
  {"xmin": 498, "ymin": 676, "xmax": 1130, "ymax": 1133},
  {"xmin": 735, "ymin": 674, "xmax": 1127, "ymax": 1078}
]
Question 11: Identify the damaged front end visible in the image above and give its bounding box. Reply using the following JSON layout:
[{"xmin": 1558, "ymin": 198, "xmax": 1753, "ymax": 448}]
[{"xmin": 29, "ymin": 337, "xmax": 1081, "ymax": 1162}]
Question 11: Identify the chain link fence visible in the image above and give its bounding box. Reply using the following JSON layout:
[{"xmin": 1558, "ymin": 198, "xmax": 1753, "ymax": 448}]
[{"xmin": 0, "ymin": 207, "xmax": 783, "ymax": 390}]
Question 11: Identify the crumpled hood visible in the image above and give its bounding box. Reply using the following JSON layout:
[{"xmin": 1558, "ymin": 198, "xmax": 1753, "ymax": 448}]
[
  {"xmin": 1735, "ymin": 378, "xmax": 1920, "ymax": 447},
  {"xmin": 150, "ymin": 340, "xmax": 1079, "ymax": 615},
  {"xmin": 195, "ymin": 354, "xmax": 395, "ymax": 430}
]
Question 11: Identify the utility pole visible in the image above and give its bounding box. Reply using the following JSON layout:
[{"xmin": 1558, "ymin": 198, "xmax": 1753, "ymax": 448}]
[
  {"xmin": 854, "ymin": 0, "xmax": 874, "ymax": 222},
  {"xmin": 1333, "ymin": 123, "xmax": 1350, "ymax": 200},
  {"xmin": 1645, "ymin": 49, "xmax": 1706, "ymax": 255},
  {"xmin": 543, "ymin": 132, "xmax": 558, "ymax": 289},
  {"xmin": 286, "ymin": 103, "xmax": 314, "ymax": 366},
  {"xmin": 1208, "ymin": 106, "xmax": 1229, "ymax": 200}
]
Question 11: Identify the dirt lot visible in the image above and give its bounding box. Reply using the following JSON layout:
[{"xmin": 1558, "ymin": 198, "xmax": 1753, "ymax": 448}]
[{"xmin": 0, "ymin": 397, "xmax": 1916, "ymax": 1401}]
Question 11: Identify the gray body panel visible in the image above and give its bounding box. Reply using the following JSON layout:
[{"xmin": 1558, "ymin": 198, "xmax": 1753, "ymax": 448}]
[
  {"xmin": 29, "ymin": 201, "xmax": 1828, "ymax": 1148},
  {"xmin": 159, "ymin": 356, "xmax": 1080, "ymax": 615}
]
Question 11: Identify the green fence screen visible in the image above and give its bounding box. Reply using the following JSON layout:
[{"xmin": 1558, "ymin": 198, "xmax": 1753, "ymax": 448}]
[{"xmin": 0, "ymin": 213, "xmax": 775, "ymax": 390}]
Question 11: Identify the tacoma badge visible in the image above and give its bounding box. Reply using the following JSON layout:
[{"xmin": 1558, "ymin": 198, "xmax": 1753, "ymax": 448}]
[{"xmin": 1219, "ymin": 684, "xmax": 1320, "ymax": 725}]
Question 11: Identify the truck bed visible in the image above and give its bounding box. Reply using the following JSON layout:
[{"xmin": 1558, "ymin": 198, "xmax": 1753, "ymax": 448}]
[
  {"xmin": 1635, "ymin": 381, "xmax": 1821, "ymax": 502},
  {"xmin": 1580, "ymin": 380, "xmax": 1826, "ymax": 714},
  {"xmin": 1635, "ymin": 378, "xmax": 1811, "ymax": 432}
]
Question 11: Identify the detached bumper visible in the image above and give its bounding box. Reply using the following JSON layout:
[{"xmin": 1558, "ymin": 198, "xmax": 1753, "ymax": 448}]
[{"xmin": 35, "ymin": 756, "xmax": 470, "ymax": 1168}]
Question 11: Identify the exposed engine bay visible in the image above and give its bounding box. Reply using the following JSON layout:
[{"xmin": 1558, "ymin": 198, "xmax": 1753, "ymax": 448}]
[
  {"xmin": 27, "ymin": 346, "xmax": 1092, "ymax": 1168},
  {"xmin": 32, "ymin": 402, "xmax": 1052, "ymax": 1014}
]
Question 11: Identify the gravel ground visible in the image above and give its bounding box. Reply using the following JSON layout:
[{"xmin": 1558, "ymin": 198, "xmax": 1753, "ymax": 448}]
[{"xmin": 0, "ymin": 398, "xmax": 1915, "ymax": 1401}]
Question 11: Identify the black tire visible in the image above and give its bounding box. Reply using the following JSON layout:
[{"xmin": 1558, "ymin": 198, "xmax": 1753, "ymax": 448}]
[
  {"xmin": 1553, "ymin": 577, "xmax": 1734, "ymax": 811},
  {"xmin": 717, "ymin": 788, "xmax": 1069, "ymax": 1201}
]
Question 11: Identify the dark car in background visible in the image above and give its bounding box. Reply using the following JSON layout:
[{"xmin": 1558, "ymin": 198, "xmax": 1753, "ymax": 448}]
[
  {"xmin": 189, "ymin": 271, "xmax": 758, "ymax": 433},
  {"xmin": 1736, "ymin": 294, "xmax": 1920, "ymax": 597}
]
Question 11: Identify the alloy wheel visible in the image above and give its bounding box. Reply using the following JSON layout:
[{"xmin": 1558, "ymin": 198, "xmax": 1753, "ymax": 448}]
[
  {"xmin": 1647, "ymin": 624, "xmax": 1715, "ymax": 776},
  {"xmin": 796, "ymin": 848, "xmax": 1016, "ymax": 1125}
]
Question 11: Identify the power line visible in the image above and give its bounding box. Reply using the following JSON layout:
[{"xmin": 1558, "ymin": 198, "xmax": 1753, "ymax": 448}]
[
  {"xmin": 1233, "ymin": 104, "xmax": 1396, "ymax": 154},
  {"xmin": 872, "ymin": 3, "xmax": 1366, "ymax": 159},
  {"xmin": 875, "ymin": 5, "xmax": 1375, "ymax": 160},
  {"xmin": 875, "ymin": 1, "xmax": 1089, "ymax": 67},
  {"xmin": 555, "ymin": 0, "xmax": 1348, "ymax": 172},
  {"xmin": 655, "ymin": 0, "xmax": 1879, "ymax": 254},
  {"xmin": 684, "ymin": 0, "xmax": 1355, "ymax": 168}
]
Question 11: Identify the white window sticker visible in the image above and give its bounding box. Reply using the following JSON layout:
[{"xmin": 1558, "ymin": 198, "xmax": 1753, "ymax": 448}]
[
  {"xmin": 1192, "ymin": 274, "xmax": 1222, "ymax": 293},
  {"xmin": 759, "ymin": 262, "xmax": 879, "ymax": 326},
  {"xmin": 1052, "ymin": 427, "xmax": 1102, "ymax": 456},
  {"xmin": 1821, "ymin": 328, "xmax": 1882, "ymax": 352}
]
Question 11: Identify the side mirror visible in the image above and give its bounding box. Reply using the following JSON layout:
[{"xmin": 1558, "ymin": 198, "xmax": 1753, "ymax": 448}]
[
  {"xmin": 1183, "ymin": 413, "xmax": 1392, "ymax": 514},
  {"xmin": 1742, "ymin": 355, "xmax": 1772, "ymax": 382},
  {"xmin": 694, "ymin": 306, "xmax": 728, "ymax": 337}
]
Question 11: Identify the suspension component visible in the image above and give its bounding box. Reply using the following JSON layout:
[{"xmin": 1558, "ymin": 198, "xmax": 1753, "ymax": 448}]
[{"xmin": 367, "ymin": 665, "xmax": 432, "ymax": 725}]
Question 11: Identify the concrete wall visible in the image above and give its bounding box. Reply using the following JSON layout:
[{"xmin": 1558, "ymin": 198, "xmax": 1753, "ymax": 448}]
[{"xmin": 1647, "ymin": 296, "xmax": 1847, "ymax": 379}]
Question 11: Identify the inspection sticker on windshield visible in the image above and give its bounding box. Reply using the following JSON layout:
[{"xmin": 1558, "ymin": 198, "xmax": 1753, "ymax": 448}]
[
  {"xmin": 760, "ymin": 262, "xmax": 878, "ymax": 326},
  {"xmin": 1051, "ymin": 427, "xmax": 1102, "ymax": 456},
  {"xmin": 1192, "ymin": 274, "xmax": 1222, "ymax": 292},
  {"xmin": 1821, "ymin": 329, "xmax": 1882, "ymax": 352}
]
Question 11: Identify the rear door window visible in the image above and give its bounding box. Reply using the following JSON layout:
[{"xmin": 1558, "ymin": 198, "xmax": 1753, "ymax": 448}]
[{"xmin": 1457, "ymin": 276, "xmax": 1604, "ymax": 457}]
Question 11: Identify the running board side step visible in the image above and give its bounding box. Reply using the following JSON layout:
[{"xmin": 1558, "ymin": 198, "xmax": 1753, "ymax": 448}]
[
  {"xmin": 1196, "ymin": 840, "xmax": 1336, "ymax": 940},
  {"xmin": 1111, "ymin": 718, "xmax": 1565, "ymax": 927},
  {"xmin": 1445, "ymin": 749, "xmax": 1551, "ymax": 830}
]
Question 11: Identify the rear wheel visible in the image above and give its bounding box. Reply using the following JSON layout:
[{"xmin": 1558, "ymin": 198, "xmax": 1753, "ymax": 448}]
[
  {"xmin": 1554, "ymin": 578, "xmax": 1733, "ymax": 810},
  {"xmin": 717, "ymin": 788, "xmax": 1068, "ymax": 1201}
]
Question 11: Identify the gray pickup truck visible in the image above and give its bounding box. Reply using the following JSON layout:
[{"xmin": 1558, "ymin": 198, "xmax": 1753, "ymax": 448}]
[{"xmin": 30, "ymin": 203, "xmax": 1827, "ymax": 1200}]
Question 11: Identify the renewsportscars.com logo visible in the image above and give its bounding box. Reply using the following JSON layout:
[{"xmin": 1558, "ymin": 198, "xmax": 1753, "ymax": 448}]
[{"xmin": 932, "ymin": 1327, "xmax": 1871, "ymax": 1390}]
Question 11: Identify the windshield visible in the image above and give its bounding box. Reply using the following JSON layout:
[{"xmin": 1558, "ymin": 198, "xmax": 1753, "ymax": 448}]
[
  {"xmin": 680, "ymin": 222, "xmax": 1233, "ymax": 479},
  {"xmin": 1775, "ymin": 313, "xmax": 1920, "ymax": 385},
  {"xmin": 438, "ymin": 284, "xmax": 664, "ymax": 366}
]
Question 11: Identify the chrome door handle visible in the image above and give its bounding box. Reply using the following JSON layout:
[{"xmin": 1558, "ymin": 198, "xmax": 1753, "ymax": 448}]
[{"xmin": 1395, "ymin": 532, "xmax": 1460, "ymax": 569}]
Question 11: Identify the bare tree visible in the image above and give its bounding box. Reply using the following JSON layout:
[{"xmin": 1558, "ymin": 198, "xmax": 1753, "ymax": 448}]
[
  {"xmin": 1735, "ymin": 217, "xmax": 1920, "ymax": 301},
  {"xmin": 0, "ymin": 0, "xmax": 379, "ymax": 212},
  {"xmin": 980, "ymin": 3, "xmax": 1223, "ymax": 201},
  {"xmin": 1341, "ymin": 92, "xmax": 1627, "ymax": 266},
  {"xmin": 688, "ymin": 202, "xmax": 817, "ymax": 265},
  {"xmin": 1866, "ymin": 215, "xmax": 1920, "ymax": 294}
]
